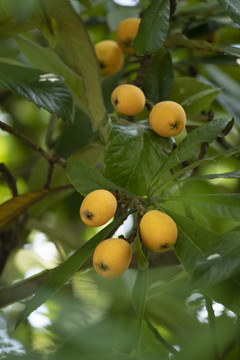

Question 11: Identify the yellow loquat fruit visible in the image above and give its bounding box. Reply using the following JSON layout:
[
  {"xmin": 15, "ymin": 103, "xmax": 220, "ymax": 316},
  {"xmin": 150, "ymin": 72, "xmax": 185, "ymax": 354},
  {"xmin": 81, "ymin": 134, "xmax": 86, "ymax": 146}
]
[
  {"xmin": 80, "ymin": 189, "xmax": 117, "ymax": 227},
  {"xmin": 149, "ymin": 101, "xmax": 186, "ymax": 138},
  {"xmin": 116, "ymin": 17, "xmax": 141, "ymax": 54},
  {"xmin": 139, "ymin": 210, "xmax": 178, "ymax": 252},
  {"xmin": 111, "ymin": 84, "xmax": 146, "ymax": 116},
  {"xmin": 94, "ymin": 40, "xmax": 124, "ymax": 77},
  {"xmin": 93, "ymin": 238, "xmax": 132, "ymax": 278}
]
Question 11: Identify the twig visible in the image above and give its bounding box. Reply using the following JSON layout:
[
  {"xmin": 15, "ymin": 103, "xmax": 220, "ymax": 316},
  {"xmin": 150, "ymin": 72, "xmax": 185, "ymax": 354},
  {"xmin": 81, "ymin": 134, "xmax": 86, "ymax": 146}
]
[
  {"xmin": 0, "ymin": 163, "xmax": 18, "ymax": 197},
  {"xmin": 144, "ymin": 313, "xmax": 180, "ymax": 357},
  {"xmin": 132, "ymin": 54, "xmax": 151, "ymax": 88},
  {"xmin": 0, "ymin": 120, "xmax": 66, "ymax": 168}
]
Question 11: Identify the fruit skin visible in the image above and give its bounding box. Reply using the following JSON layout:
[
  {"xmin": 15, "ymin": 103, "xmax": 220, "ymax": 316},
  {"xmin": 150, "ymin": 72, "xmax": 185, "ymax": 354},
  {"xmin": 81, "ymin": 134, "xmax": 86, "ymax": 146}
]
[
  {"xmin": 93, "ymin": 238, "xmax": 132, "ymax": 278},
  {"xmin": 80, "ymin": 189, "xmax": 117, "ymax": 227},
  {"xmin": 111, "ymin": 84, "xmax": 146, "ymax": 116},
  {"xmin": 116, "ymin": 17, "xmax": 141, "ymax": 53},
  {"xmin": 139, "ymin": 210, "xmax": 178, "ymax": 252},
  {"xmin": 94, "ymin": 40, "xmax": 124, "ymax": 77},
  {"xmin": 149, "ymin": 101, "xmax": 186, "ymax": 138}
]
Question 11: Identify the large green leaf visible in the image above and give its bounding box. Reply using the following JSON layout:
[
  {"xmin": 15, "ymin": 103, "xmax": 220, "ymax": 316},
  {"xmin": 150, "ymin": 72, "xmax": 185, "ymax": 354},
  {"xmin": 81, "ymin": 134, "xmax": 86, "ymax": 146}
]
[
  {"xmin": 191, "ymin": 232, "xmax": 240, "ymax": 288},
  {"xmin": 38, "ymin": 0, "xmax": 106, "ymax": 131},
  {"xmin": 16, "ymin": 36, "xmax": 88, "ymax": 114},
  {"xmin": 170, "ymin": 77, "xmax": 220, "ymax": 114},
  {"xmin": 66, "ymin": 158, "xmax": 133, "ymax": 196},
  {"xmin": 16, "ymin": 210, "xmax": 132, "ymax": 328},
  {"xmin": 150, "ymin": 118, "xmax": 232, "ymax": 192},
  {"xmin": 143, "ymin": 51, "xmax": 174, "ymax": 104},
  {"xmin": 0, "ymin": 62, "xmax": 74, "ymax": 122},
  {"xmin": 166, "ymin": 194, "xmax": 240, "ymax": 222},
  {"xmin": 133, "ymin": 0, "xmax": 170, "ymax": 55},
  {"xmin": 104, "ymin": 120, "xmax": 174, "ymax": 196},
  {"xmin": 163, "ymin": 209, "xmax": 240, "ymax": 314},
  {"xmin": 217, "ymin": 0, "xmax": 240, "ymax": 25}
]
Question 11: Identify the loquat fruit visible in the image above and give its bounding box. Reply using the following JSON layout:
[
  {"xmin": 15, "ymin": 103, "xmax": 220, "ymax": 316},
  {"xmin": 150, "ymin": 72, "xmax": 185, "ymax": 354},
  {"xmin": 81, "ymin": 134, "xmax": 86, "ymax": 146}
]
[
  {"xmin": 116, "ymin": 17, "xmax": 141, "ymax": 54},
  {"xmin": 80, "ymin": 189, "xmax": 117, "ymax": 227},
  {"xmin": 149, "ymin": 101, "xmax": 186, "ymax": 138},
  {"xmin": 139, "ymin": 210, "xmax": 178, "ymax": 252},
  {"xmin": 93, "ymin": 238, "xmax": 132, "ymax": 278},
  {"xmin": 94, "ymin": 40, "xmax": 124, "ymax": 77},
  {"xmin": 111, "ymin": 84, "xmax": 146, "ymax": 116}
]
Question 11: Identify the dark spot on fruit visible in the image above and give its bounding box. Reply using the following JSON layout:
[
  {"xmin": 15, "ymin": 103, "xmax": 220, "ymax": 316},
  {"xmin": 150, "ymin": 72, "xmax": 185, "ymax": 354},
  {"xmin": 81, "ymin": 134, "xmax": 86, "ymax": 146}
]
[
  {"xmin": 160, "ymin": 243, "xmax": 170, "ymax": 250},
  {"xmin": 170, "ymin": 122, "xmax": 179, "ymax": 130},
  {"xmin": 114, "ymin": 97, "xmax": 119, "ymax": 106},
  {"xmin": 99, "ymin": 61, "xmax": 105, "ymax": 69},
  {"xmin": 123, "ymin": 38, "xmax": 133, "ymax": 48},
  {"xmin": 84, "ymin": 211, "xmax": 94, "ymax": 220},
  {"xmin": 99, "ymin": 263, "xmax": 108, "ymax": 272}
]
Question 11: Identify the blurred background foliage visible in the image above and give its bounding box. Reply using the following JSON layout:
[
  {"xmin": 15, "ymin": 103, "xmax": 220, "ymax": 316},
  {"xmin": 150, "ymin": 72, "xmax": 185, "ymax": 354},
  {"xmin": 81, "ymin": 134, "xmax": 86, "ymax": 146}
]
[{"xmin": 0, "ymin": 0, "xmax": 240, "ymax": 359}]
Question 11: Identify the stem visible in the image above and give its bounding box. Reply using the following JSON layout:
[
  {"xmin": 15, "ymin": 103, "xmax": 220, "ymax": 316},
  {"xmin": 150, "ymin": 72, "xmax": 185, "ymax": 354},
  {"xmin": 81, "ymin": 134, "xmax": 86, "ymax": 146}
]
[
  {"xmin": 0, "ymin": 163, "xmax": 18, "ymax": 197},
  {"xmin": 0, "ymin": 120, "xmax": 66, "ymax": 168},
  {"xmin": 205, "ymin": 296, "xmax": 220, "ymax": 360},
  {"xmin": 144, "ymin": 313, "xmax": 180, "ymax": 358}
]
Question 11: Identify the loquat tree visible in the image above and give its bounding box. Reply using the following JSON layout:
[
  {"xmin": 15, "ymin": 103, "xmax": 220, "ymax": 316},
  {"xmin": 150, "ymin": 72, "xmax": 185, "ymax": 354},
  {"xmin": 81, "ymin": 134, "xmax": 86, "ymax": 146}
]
[{"xmin": 0, "ymin": 0, "xmax": 240, "ymax": 359}]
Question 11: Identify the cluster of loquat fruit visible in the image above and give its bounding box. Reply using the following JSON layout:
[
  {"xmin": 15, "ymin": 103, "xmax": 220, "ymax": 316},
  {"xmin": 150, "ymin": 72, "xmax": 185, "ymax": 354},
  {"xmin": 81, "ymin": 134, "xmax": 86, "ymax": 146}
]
[
  {"xmin": 94, "ymin": 17, "xmax": 186, "ymax": 138},
  {"xmin": 87, "ymin": 18, "xmax": 187, "ymax": 279},
  {"xmin": 80, "ymin": 190, "xmax": 178, "ymax": 279}
]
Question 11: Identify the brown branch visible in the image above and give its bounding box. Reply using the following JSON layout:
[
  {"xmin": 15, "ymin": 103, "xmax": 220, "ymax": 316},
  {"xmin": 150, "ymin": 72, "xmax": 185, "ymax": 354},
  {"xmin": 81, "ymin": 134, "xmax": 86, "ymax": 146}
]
[
  {"xmin": 0, "ymin": 250, "xmax": 179, "ymax": 308},
  {"xmin": 132, "ymin": 54, "xmax": 151, "ymax": 88},
  {"xmin": 0, "ymin": 163, "xmax": 18, "ymax": 197},
  {"xmin": 0, "ymin": 120, "xmax": 66, "ymax": 168}
]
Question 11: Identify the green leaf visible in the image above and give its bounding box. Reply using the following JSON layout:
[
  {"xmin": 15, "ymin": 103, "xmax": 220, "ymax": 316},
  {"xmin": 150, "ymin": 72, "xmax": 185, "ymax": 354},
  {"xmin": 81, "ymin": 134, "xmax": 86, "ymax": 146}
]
[
  {"xmin": 66, "ymin": 158, "xmax": 133, "ymax": 196},
  {"xmin": 217, "ymin": 0, "xmax": 240, "ymax": 25},
  {"xmin": 15, "ymin": 210, "xmax": 132, "ymax": 328},
  {"xmin": 0, "ymin": 187, "xmax": 69, "ymax": 231},
  {"xmin": 162, "ymin": 209, "xmax": 220, "ymax": 272},
  {"xmin": 0, "ymin": 62, "xmax": 74, "ymax": 122},
  {"xmin": 150, "ymin": 118, "xmax": 232, "ymax": 192},
  {"xmin": 132, "ymin": 244, "xmax": 148, "ymax": 355},
  {"xmin": 166, "ymin": 194, "xmax": 240, "ymax": 222},
  {"xmin": 182, "ymin": 169, "xmax": 240, "ymax": 182},
  {"xmin": 104, "ymin": 120, "xmax": 174, "ymax": 196},
  {"xmin": 143, "ymin": 51, "xmax": 174, "ymax": 103},
  {"xmin": 170, "ymin": 77, "xmax": 220, "ymax": 114},
  {"xmin": 191, "ymin": 232, "xmax": 240, "ymax": 288},
  {"xmin": 16, "ymin": 36, "xmax": 88, "ymax": 114},
  {"xmin": 0, "ymin": 0, "xmax": 36, "ymax": 41},
  {"xmin": 55, "ymin": 107, "xmax": 96, "ymax": 158},
  {"xmin": 38, "ymin": 0, "xmax": 107, "ymax": 131},
  {"xmin": 165, "ymin": 33, "xmax": 223, "ymax": 53},
  {"xmin": 133, "ymin": 0, "xmax": 170, "ymax": 55}
]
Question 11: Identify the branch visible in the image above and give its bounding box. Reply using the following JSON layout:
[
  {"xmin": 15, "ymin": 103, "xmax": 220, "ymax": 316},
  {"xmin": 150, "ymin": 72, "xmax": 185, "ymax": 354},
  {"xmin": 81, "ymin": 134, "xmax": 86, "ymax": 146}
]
[
  {"xmin": 0, "ymin": 120, "xmax": 66, "ymax": 168},
  {"xmin": 0, "ymin": 163, "xmax": 18, "ymax": 197}
]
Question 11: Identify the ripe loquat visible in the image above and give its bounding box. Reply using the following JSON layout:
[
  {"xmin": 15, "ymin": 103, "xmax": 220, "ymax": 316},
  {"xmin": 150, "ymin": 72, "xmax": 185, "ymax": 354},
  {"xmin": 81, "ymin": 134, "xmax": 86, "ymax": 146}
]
[
  {"xmin": 111, "ymin": 84, "xmax": 146, "ymax": 116},
  {"xmin": 116, "ymin": 17, "xmax": 141, "ymax": 53},
  {"xmin": 80, "ymin": 189, "xmax": 117, "ymax": 227},
  {"xmin": 139, "ymin": 210, "xmax": 178, "ymax": 252},
  {"xmin": 93, "ymin": 238, "xmax": 132, "ymax": 278},
  {"xmin": 149, "ymin": 101, "xmax": 186, "ymax": 138},
  {"xmin": 94, "ymin": 40, "xmax": 124, "ymax": 77}
]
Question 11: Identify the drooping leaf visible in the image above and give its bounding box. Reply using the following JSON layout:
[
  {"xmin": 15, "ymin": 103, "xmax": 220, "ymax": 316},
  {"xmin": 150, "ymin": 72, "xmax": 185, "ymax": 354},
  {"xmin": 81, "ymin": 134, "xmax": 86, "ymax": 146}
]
[
  {"xmin": 150, "ymin": 118, "xmax": 233, "ymax": 192},
  {"xmin": 133, "ymin": 0, "xmax": 170, "ymax": 55},
  {"xmin": 191, "ymin": 232, "xmax": 240, "ymax": 288},
  {"xmin": 170, "ymin": 76, "xmax": 220, "ymax": 114},
  {"xmin": 104, "ymin": 120, "xmax": 174, "ymax": 196},
  {"xmin": 164, "ymin": 209, "xmax": 240, "ymax": 314},
  {"xmin": 217, "ymin": 0, "xmax": 240, "ymax": 25},
  {"xmin": 16, "ymin": 210, "xmax": 132, "ymax": 328},
  {"xmin": 16, "ymin": 36, "xmax": 88, "ymax": 114},
  {"xmin": 0, "ymin": 186, "xmax": 70, "ymax": 231},
  {"xmin": 66, "ymin": 158, "xmax": 133, "ymax": 196},
  {"xmin": 0, "ymin": 0, "xmax": 36, "ymax": 41},
  {"xmin": 166, "ymin": 193, "xmax": 240, "ymax": 222},
  {"xmin": 143, "ymin": 51, "xmax": 174, "ymax": 103},
  {"xmin": 179, "ymin": 169, "xmax": 240, "ymax": 183},
  {"xmin": 0, "ymin": 62, "xmax": 74, "ymax": 122},
  {"xmin": 38, "ymin": 0, "xmax": 107, "ymax": 131}
]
